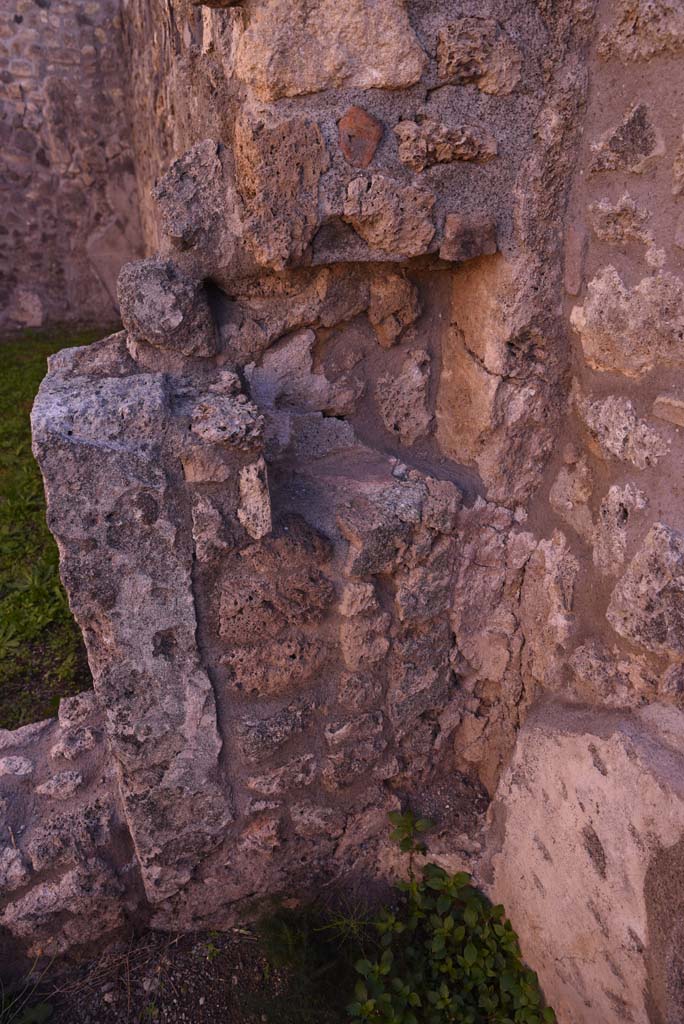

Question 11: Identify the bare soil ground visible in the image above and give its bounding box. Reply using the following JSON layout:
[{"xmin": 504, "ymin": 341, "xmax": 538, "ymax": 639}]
[{"xmin": 8, "ymin": 924, "xmax": 350, "ymax": 1024}]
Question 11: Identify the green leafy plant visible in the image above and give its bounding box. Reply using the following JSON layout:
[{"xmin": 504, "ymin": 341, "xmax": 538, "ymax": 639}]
[
  {"xmin": 204, "ymin": 930, "xmax": 221, "ymax": 963},
  {"xmin": 348, "ymin": 816, "xmax": 555, "ymax": 1024}
]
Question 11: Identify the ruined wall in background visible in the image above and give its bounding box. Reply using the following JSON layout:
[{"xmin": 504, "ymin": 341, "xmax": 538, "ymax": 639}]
[{"xmin": 0, "ymin": 0, "xmax": 142, "ymax": 334}]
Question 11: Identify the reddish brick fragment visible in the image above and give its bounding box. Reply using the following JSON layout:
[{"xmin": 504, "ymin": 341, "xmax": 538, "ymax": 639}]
[{"xmin": 338, "ymin": 107, "xmax": 384, "ymax": 168}]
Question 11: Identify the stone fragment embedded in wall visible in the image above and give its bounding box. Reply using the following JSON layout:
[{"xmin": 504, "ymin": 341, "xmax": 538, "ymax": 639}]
[
  {"xmin": 214, "ymin": 266, "xmax": 370, "ymax": 368},
  {"xmin": 593, "ymin": 484, "xmax": 648, "ymax": 576},
  {"xmin": 599, "ymin": 0, "xmax": 684, "ymax": 62},
  {"xmin": 246, "ymin": 755, "xmax": 317, "ymax": 797},
  {"xmin": 153, "ymin": 140, "xmax": 241, "ymax": 264},
  {"xmin": 0, "ymin": 692, "xmax": 134, "ymax": 956},
  {"xmin": 674, "ymin": 131, "xmax": 684, "ymax": 195},
  {"xmin": 234, "ymin": 114, "xmax": 330, "ymax": 270},
  {"xmin": 236, "ymin": 701, "xmax": 316, "ymax": 764},
  {"xmin": 576, "ymin": 391, "xmax": 669, "ymax": 467},
  {"xmin": 569, "ymin": 639, "xmax": 646, "ymax": 707},
  {"xmin": 439, "ymin": 214, "xmax": 498, "ymax": 263},
  {"xmin": 234, "ymin": 0, "xmax": 426, "ymax": 100},
  {"xmin": 247, "ymin": 328, "xmax": 364, "ymax": 455},
  {"xmin": 237, "ymin": 458, "xmax": 272, "ymax": 540},
  {"xmin": 338, "ymin": 107, "xmax": 384, "ymax": 169},
  {"xmin": 376, "ymin": 350, "xmax": 432, "ymax": 445},
  {"xmin": 394, "ymin": 119, "xmax": 497, "ymax": 172},
  {"xmin": 571, "ymin": 266, "xmax": 684, "ymax": 375},
  {"xmin": 588, "ymin": 193, "xmax": 651, "ymax": 246},
  {"xmin": 448, "ymin": 502, "xmax": 535, "ymax": 790},
  {"xmin": 436, "ymin": 18, "xmax": 522, "ymax": 95},
  {"xmin": 519, "ymin": 532, "xmax": 579, "ymax": 688},
  {"xmin": 549, "ymin": 446, "xmax": 594, "ymax": 542},
  {"xmin": 192, "ymin": 494, "xmax": 235, "ymax": 561},
  {"xmin": 590, "ymin": 103, "xmax": 664, "ymax": 173},
  {"xmin": 489, "ymin": 702, "xmax": 684, "ymax": 1024},
  {"xmin": 607, "ymin": 523, "xmax": 684, "ymax": 656},
  {"xmin": 653, "ymin": 394, "xmax": 684, "ymax": 426},
  {"xmin": 2, "ymin": 863, "xmax": 125, "ymax": 957},
  {"xmin": 368, "ymin": 270, "xmax": 420, "ymax": 348},
  {"xmin": 117, "ymin": 258, "xmax": 219, "ymax": 357},
  {"xmin": 0, "ymin": 848, "xmax": 30, "ymax": 894},
  {"xmin": 343, "ymin": 175, "xmax": 436, "ymax": 257}
]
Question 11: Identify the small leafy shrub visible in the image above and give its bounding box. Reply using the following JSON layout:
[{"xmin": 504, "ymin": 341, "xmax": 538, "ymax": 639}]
[{"xmin": 348, "ymin": 812, "xmax": 555, "ymax": 1024}]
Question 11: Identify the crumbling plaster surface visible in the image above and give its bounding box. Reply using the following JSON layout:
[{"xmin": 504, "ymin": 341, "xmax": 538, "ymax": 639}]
[
  {"xmin": 2, "ymin": 1, "xmax": 684, "ymax": 1021},
  {"xmin": 0, "ymin": 0, "xmax": 143, "ymax": 334}
]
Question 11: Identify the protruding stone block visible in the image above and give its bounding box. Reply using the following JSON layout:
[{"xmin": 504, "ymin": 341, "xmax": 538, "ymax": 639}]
[{"xmin": 117, "ymin": 257, "xmax": 219, "ymax": 357}]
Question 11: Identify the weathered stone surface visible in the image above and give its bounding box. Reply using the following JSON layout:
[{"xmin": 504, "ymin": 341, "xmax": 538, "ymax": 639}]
[
  {"xmin": 234, "ymin": 0, "xmax": 426, "ymax": 100},
  {"xmin": 577, "ymin": 392, "xmax": 669, "ymax": 467},
  {"xmin": 653, "ymin": 394, "xmax": 684, "ymax": 427},
  {"xmin": 236, "ymin": 702, "xmax": 316, "ymax": 763},
  {"xmin": 549, "ymin": 446, "xmax": 594, "ymax": 542},
  {"xmin": 436, "ymin": 18, "xmax": 522, "ymax": 95},
  {"xmin": 519, "ymin": 532, "xmax": 579, "ymax": 687},
  {"xmin": 394, "ymin": 119, "xmax": 497, "ymax": 172},
  {"xmin": 117, "ymin": 258, "xmax": 219, "ymax": 356},
  {"xmin": 588, "ymin": 193, "xmax": 651, "ymax": 245},
  {"xmin": 338, "ymin": 107, "xmax": 384, "ymax": 168},
  {"xmin": 608, "ymin": 523, "xmax": 684, "ymax": 656},
  {"xmin": 234, "ymin": 114, "xmax": 329, "ymax": 270},
  {"xmin": 571, "ymin": 266, "xmax": 684, "ymax": 376},
  {"xmin": 36, "ymin": 771, "xmax": 84, "ymax": 800},
  {"xmin": 489, "ymin": 702, "xmax": 684, "ymax": 1024},
  {"xmin": 599, "ymin": 0, "xmax": 684, "ymax": 62},
  {"xmin": 368, "ymin": 270, "xmax": 420, "ymax": 348},
  {"xmin": 376, "ymin": 350, "xmax": 432, "ymax": 444},
  {"xmin": 590, "ymin": 103, "xmax": 663, "ymax": 173},
  {"xmin": 237, "ymin": 458, "xmax": 272, "ymax": 540},
  {"xmin": 152, "ymin": 140, "xmax": 243, "ymax": 273},
  {"xmin": 593, "ymin": 483, "xmax": 648, "ymax": 576},
  {"xmin": 674, "ymin": 132, "xmax": 684, "ymax": 196},
  {"xmin": 439, "ymin": 214, "xmax": 498, "ymax": 263},
  {"xmin": 31, "ymin": 368, "xmax": 233, "ymax": 905},
  {"xmin": 343, "ymin": 175, "xmax": 435, "ymax": 257}
]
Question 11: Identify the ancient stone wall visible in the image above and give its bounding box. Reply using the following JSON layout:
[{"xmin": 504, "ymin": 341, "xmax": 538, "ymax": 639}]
[
  {"xmin": 487, "ymin": 4, "xmax": 684, "ymax": 1022},
  {"xmin": 3, "ymin": 1, "xmax": 684, "ymax": 1022},
  {"xmin": 0, "ymin": 0, "xmax": 142, "ymax": 334}
]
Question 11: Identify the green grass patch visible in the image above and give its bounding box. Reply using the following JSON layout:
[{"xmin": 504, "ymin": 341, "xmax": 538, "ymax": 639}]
[{"xmin": 0, "ymin": 328, "xmax": 106, "ymax": 729}]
